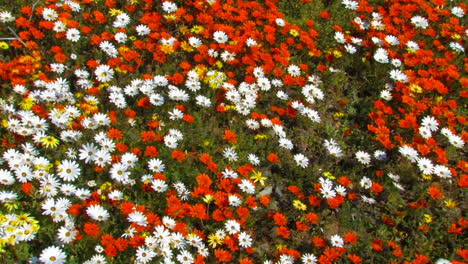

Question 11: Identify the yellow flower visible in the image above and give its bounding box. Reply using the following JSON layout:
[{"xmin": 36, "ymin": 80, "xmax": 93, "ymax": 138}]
[
  {"xmin": 332, "ymin": 49, "xmax": 342, "ymax": 58},
  {"xmin": 40, "ymin": 136, "xmax": 60, "ymax": 149},
  {"xmin": 215, "ymin": 61, "xmax": 223, "ymax": 69},
  {"xmin": 444, "ymin": 199, "xmax": 456, "ymax": 208},
  {"xmin": 207, "ymin": 233, "xmax": 223, "ymax": 248},
  {"xmin": 421, "ymin": 174, "xmax": 432, "ymax": 180},
  {"xmin": 322, "ymin": 171, "xmax": 336, "ymax": 180},
  {"xmin": 254, "ymin": 134, "xmax": 268, "ymax": 140},
  {"xmin": 333, "ymin": 112, "xmax": 345, "ymax": 118},
  {"xmin": 160, "ymin": 44, "xmax": 174, "ymax": 54},
  {"xmin": 190, "ymin": 25, "xmax": 204, "ymax": 34},
  {"xmin": 202, "ymin": 194, "xmax": 213, "ymax": 204},
  {"xmin": 19, "ymin": 97, "xmax": 35, "ymax": 110},
  {"xmin": 424, "ymin": 214, "xmax": 432, "ymax": 223},
  {"xmin": 129, "ymin": 36, "xmax": 137, "ymax": 41},
  {"xmin": 293, "ymin": 200, "xmax": 307, "ymax": 211},
  {"xmin": 451, "ymin": 34, "xmax": 461, "ymax": 40},
  {"xmin": 275, "ymin": 244, "xmax": 287, "ymax": 251},
  {"xmin": 0, "ymin": 42, "xmax": 9, "ymax": 50},
  {"xmin": 180, "ymin": 41, "xmax": 194, "ymax": 52},
  {"xmin": 203, "ymin": 140, "xmax": 210, "ymax": 146},
  {"xmin": 4, "ymin": 202, "xmax": 18, "ymax": 212},
  {"xmin": 108, "ymin": 9, "xmax": 122, "ymax": 16},
  {"xmin": 100, "ymin": 182, "xmax": 112, "ymax": 191},
  {"xmin": 224, "ymin": 105, "xmax": 236, "ymax": 111},
  {"xmin": 250, "ymin": 171, "xmax": 266, "ymax": 186},
  {"xmin": 1, "ymin": 119, "xmax": 8, "ymax": 128},
  {"xmin": 289, "ymin": 29, "xmax": 299, "ymax": 37}
]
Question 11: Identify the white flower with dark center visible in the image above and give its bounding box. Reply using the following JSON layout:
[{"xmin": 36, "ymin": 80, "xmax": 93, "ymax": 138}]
[
  {"xmin": 449, "ymin": 42, "xmax": 464, "ymax": 53},
  {"xmin": 320, "ymin": 183, "xmax": 336, "ymax": 199},
  {"xmin": 57, "ymin": 225, "xmax": 77, "ymax": 244},
  {"xmin": 221, "ymin": 50, "xmax": 235, "ymax": 62},
  {"xmin": 434, "ymin": 165, "xmax": 452, "ymax": 179},
  {"xmin": 213, "ymin": 31, "xmax": 228, "ymax": 44},
  {"xmin": 86, "ymin": 204, "xmax": 109, "ymax": 221},
  {"xmin": 39, "ymin": 246, "xmax": 67, "ymax": 264},
  {"xmin": 94, "ymin": 65, "xmax": 115, "ymax": 83},
  {"xmin": 66, "ymin": 28, "xmax": 80, "ymax": 42},
  {"xmin": 57, "ymin": 160, "xmax": 81, "ymax": 181},
  {"xmin": 330, "ymin": 234, "xmax": 344, "ymax": 247},
  {"xmin": 342, "ymin": 0, "xmax": 358, "ymax": 10},
  {"xmin": 448, "ymin": 134, "xmax": 464, "ymax": 148},
  {"xmin": 294, "ymin": 153, "xmax": 309, "ymax": 168},
  {"xmin": 53, "ymin": 21, "xmax": 66, "ymax": 32},
  {"xmin": 136, "ymin": 24, "xmax": 150, "ymax": 36},
  {"xmin": 419, "ymin": 126, "xmax": 432, "ymax": 139},
  {"xmin": 417, "ymin": 157, "xmax": 434, "ymax": 175},
  {"xmin": 168, "ymin": 108, "xmax": 184, "ymax": 120},
  {"xmin": 228, "ymin": 195, "xmax": 242, "ymax": 207},
  {"xmin": 115, "ymin": 32, "xmax": 127, "ymax": 43},
  {"xmin": 177, "ymin": 250, "xmax": 193, "ymax": 264},
  {"xmin": 399, "ymin": 145, "xmax": 419, "ymax": 163},
  {"xmin": 355, "ymin": 151, "xmax": 371, "ymax": 165},
  {"xmin": 275, "ymin": 18, "xmax": 285, "ymax": 27},
  {"xmin": 135, "ymin": 246, "xmax": 156, "ymax": 264},
  {"xmin": 406, "ymin": 41, "xmax": 419, "ymax": 51},
  {"xmin": 128, "ymin": 211, "xmax": 147, "ymax": 226},
  {"xmin": 279, "ymin": 138, "xmax": 294, "ymax": 150},
  {"xmin": 247, "ymin": 154, "xmax": 260, "ymax": 166},
  {"xmin": 421, "ymin": 116, "xmax": 439, "ymax": 132},
  {"xmin": 164, "ymin": 134, "xmax": 178, "ymax": 149},
  {"xmin": 287, "ymin": 65, "xmax": 301, "ymax": 77},
  {"xmin": 374, "ymin": 48, "xmax": 389, "ymax": 63},
  {"xmin": 301, "ymin": 253, "xmax": 317, "ymax": 264},
  {"xmin": 411, "ymin": 16, "xmax": 429, "ymax": 29},
  {"xmin": 148, "ymin": 158, "xmax": 165, "ymax": 173},
  {"xmin": 151, "ymin": 179, "xmax": 168, "ymax": 193},
  {"xmin": 246, "ymin": 38, "xmax": 257, "ymax": 47},
  {"xmin": 113, "ymin": 13, "xmax": 131, "ymax": 28},
  {"xmin": 380, "ymin": 89, "xmax": 392, "ymax": 100},
  {"xmin": 42, "ymin": 8, "xmax": 58, "ymax": 21},
  {"xmin": 451, "ymin": 7, "xmax": 465, "ymax": 18},
  {"xmin": 162, "ymin": 1, "xmax": 178, "ymax": 13},
  {"xmin": 223, "ymin": 147, "xmax": 238, "ymax": 162},
  {"xmin": 224, "ymin": 220, "xmax": 240, "ymax": 234},
  {"xmin": 374, "ymin": 150, "xmax": 387, "ymax": 160},
  {"xmin": 0, "ymin": 11, "xmax": 14, "ymax": 23},
  {"xmin": 239, "ymin": 179, "xmax": 255, "ymax": 194},
  {"xmin": 238, "ymin": 232, "xmax": 252, "ymax": 248},
  {"xmin": 360, "ymin": 177, "xmax": 372, "ymax": 189},
  {"xmin": 385, "ymin": 35, "xmax": 400, "ymax": 46}
]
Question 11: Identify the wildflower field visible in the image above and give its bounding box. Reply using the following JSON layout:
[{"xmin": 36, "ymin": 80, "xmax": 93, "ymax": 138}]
[{"xmin": 0, "ymin": 0, "xmax": 467, "ymax": 263}]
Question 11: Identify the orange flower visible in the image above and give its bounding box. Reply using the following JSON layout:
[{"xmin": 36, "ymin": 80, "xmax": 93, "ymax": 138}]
[
  {"xmin": 267, "ymin": 153, "xmax": 279, "ymax": 163},
  {"xmin": 428, "ymin": 186, "xmax": 442, "ymax": 200},
  {"xmin": 214, "ymin": 249, "xmax": 232, "ymax": 262},
  {"xmin": 276, "ymin": 226, "xmax": 290, "ymax": 239},
  {"xmin": 223, "ymin": 129, "xmax": 237, "ymax": 143},
  {"xmin": 347, "ymin": 254, "xmax": 362, "ymax": 264},
  {"xmin": 296, "ymin": 221, "xmax": 308, "ymax": 231},
  {"xmin": 183, "ymin": 113, "xmax": 194, "ymax": 123},
  {"xmin": 171, "ymin": 149, "xmax": 186, "ymax": 162},
  {"xmin": 370, "ymin": 182, "xmax": 384, "ymax": 195},
  {"xmin": 107, "ymin": 128, "xmax": 123, "ymax": 140},
  {"xmin": 344, "ymin": 232, "xmax": 358, "ymax": 244},
  {"xmin": 259, "ymin": 195, "xmax": 270, "ymax": 207},
  {"xmin": 273, "ymin": 212, "xmax": 287, "ymax": 226},
  {"xmin": 312, "ymin": 236, "xmax": 326, "ymax": 248},
  {"xmin": 83, "ymin": 222, "xmax": 100, "ymax": 237},
  {"xmin": 144, "ymin": 146, "xmax": 158, "ymax": 158},
  {"xmin": 140, "ymin": 131, "xmax": 156, "ymax": 142}
]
